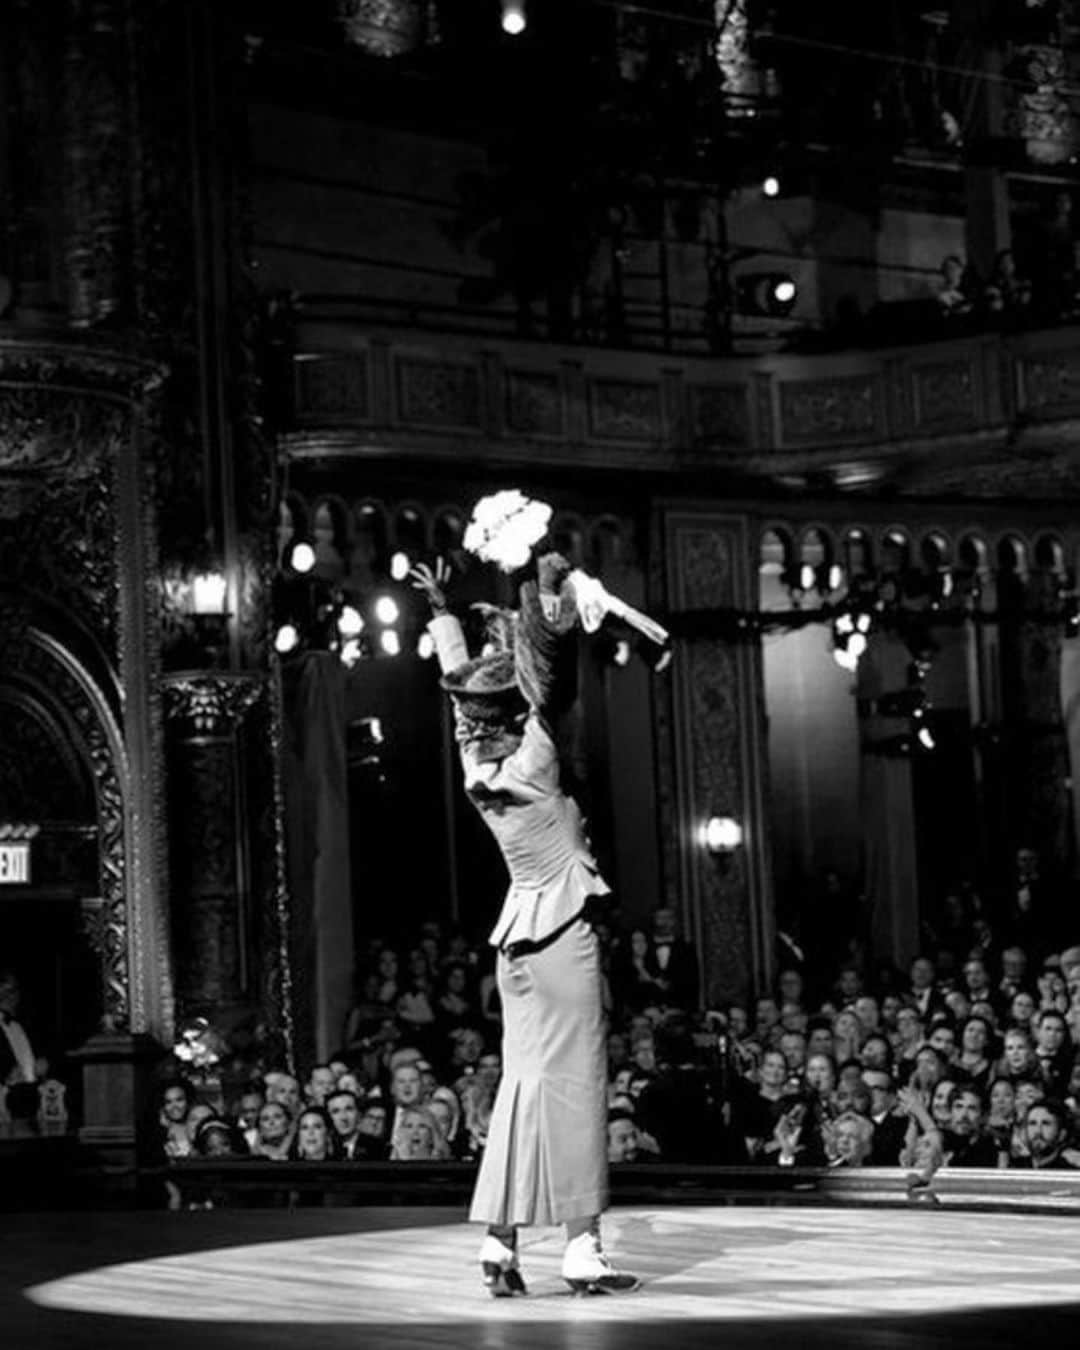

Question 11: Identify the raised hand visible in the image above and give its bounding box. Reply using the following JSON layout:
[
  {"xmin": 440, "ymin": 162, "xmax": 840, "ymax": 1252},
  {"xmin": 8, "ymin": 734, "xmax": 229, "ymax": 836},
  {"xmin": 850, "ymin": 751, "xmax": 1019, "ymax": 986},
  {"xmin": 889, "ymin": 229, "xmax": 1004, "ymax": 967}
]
[{"xmin": 409, "ymin": 559, "xmax": 451, "ymax": 615}]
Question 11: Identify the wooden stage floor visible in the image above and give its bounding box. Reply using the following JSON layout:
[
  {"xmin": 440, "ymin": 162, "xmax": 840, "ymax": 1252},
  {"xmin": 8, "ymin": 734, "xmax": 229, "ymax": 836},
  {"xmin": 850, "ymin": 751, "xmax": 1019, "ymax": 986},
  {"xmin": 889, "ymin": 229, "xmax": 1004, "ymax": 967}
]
[{"xmin": 4, "ymin": 1202, "xmax": 1080, "ymax": 1350}]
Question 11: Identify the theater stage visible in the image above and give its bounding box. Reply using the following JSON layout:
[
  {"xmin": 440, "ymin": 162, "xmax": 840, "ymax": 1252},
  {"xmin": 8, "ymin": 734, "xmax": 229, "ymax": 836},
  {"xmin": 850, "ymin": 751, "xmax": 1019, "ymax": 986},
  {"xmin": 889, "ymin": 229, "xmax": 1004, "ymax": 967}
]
[{"xmin": 5, "ymin": 1202, "xmax": 1080, "ymax": 1350}]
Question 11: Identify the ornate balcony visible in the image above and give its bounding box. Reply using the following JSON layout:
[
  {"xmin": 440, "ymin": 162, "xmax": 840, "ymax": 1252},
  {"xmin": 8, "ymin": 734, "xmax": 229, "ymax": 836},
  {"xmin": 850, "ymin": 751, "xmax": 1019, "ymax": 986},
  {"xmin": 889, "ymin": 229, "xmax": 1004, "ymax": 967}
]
[{"xmin": 283, "ymin": 320, "xmax": 1080, "ymax": 500}]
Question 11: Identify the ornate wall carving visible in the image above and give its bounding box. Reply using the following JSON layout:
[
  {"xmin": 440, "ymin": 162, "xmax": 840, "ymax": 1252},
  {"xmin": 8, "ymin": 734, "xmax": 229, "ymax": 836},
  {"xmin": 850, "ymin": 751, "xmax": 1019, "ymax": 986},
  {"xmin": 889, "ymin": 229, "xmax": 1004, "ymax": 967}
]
[
  {"xmin": 689, "ymin": 383, "xmax": 750, "ymax": 448},
  {"xmin": 779, "ymin": 375, "xmax": 880, "ymax": 444},
  {"xmin": 912, "ymin": 360, "xmax": 977, "ymax": 429},
  {"xmin": 505, "ymin": 370, "xmax": 564, "ymax": 438},
  {"xmin": 588, "ymin": 378, "xmax": 662, "ymax": 440},
  {"xmin": 396, "ymin": 357, "xmax": 481, "ymax": 429},
  {"xmin": 295, "ymin": 353, "xmax": 370, "ymax": 422},
  {"xmin": 1020, "ymin": 351, "xmax": 1080, "ymax": 413}
]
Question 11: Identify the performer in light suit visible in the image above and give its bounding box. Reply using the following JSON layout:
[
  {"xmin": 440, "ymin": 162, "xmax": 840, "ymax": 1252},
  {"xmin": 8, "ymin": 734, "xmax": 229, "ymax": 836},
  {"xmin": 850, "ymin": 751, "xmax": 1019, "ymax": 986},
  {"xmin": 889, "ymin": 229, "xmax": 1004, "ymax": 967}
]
[{"xmin": 411, "ymin": 495, "xmax": 664, "ymax": 1297}]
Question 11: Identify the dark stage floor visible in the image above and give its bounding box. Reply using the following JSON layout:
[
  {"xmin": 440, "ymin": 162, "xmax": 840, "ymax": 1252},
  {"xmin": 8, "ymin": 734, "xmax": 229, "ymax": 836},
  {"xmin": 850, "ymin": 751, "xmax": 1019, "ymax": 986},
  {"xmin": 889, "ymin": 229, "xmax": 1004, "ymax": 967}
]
[{"xmin": 4, "ymin": 1203, "xmax": 1080, "ymax": 1349}]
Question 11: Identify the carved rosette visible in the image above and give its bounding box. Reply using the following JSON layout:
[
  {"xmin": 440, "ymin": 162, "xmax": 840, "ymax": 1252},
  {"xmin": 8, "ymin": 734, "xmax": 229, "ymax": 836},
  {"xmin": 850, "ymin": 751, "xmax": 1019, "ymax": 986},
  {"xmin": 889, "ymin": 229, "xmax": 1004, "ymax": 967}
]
[{"xmin": 161, "ymin": 672, "xmax": 264, "ymax": 738}]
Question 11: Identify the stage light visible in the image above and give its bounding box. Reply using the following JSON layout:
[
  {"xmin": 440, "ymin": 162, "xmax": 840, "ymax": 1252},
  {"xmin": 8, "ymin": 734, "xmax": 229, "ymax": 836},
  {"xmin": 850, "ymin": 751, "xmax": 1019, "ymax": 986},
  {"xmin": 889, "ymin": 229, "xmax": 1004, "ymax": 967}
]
[
  {"xmin": 374, "ymin": 595, "xmax": 400, "ymax": 625},
  {"xmin": 798, "ymin": 563, "xmax": 816, "ymax": 592},
  {"xmin": 833, "ymin": 646, "xmax": 858, "ymax": 672},
  {"xmin": 735, "ymin": 271, "xmax": 798, "ymax": 318},
  {"xmin": 340, "ymin": 638, "xmax": 362, "ymax": 668},
  {"xmin": 855, "ymin": 613, "xmax": 872, "ymax": 634},
  {"xmin": 774, "ymin": 279, "xmax": 796, "ymax": 305},
  {"xmin": 290, "ymin": 542, "xmax": 316, "ymax": 574},
  {"xmin": 417, "ymin": 632, "xmax": 435, "ymax": 660},
  {"xmin": 613, "ymin": 638, "xmax": 632, "ymax": 667},
  {"xmin": 848, "ymin": 633, "xmax": 868, "ymax": 658},
  {"xmin": 274, "ymin": 623, "xmax": 300, "ymax": 655},
  {"xmin": 501, "ymin": 1, "xmax": 526, "ymax": 35},
  {"xmin": 390, "ymin": 551, "xmax": 410, "ymax": 581},
  {"xmin": 835, "ymin": 613, "xmax": 855, "ymax": 637},
  {"xmin": 762, "ymin": 175, "xmax": 781, "ymax": 198},
  {"xmin": 828, "ymin": 564, "xmax": 845, "ymax": 592},
  {"xmin": 917, "ymin": 725, "xmax": 936, "ymax": 750},
  {"xmin": 380, "ymin": 630, "xmax": 401, "ymax": 656},
  {"xmin": 337, "ymin": 605, "xmax": 364, "ymax": 638}
]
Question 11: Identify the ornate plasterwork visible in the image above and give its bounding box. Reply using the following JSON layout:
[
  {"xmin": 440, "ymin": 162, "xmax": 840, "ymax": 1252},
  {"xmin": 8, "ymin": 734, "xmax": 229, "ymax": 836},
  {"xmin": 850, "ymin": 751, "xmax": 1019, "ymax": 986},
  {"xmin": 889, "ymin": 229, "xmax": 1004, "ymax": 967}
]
[
  {"xmin": 161, "ymin": 671, "xmax": 264, "ymax": 737},
  {"xmin": 0, "ymin": 615, "xmax": 131, "ymax": 1029}
]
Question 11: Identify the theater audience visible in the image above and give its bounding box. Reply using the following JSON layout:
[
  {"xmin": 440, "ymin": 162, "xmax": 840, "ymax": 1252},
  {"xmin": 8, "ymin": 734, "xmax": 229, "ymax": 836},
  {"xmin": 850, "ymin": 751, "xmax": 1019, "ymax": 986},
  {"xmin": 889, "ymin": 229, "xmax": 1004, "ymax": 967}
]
[{"xmin": 151, "ymin": 889, "xmax": 1080, "ymax": 1210}]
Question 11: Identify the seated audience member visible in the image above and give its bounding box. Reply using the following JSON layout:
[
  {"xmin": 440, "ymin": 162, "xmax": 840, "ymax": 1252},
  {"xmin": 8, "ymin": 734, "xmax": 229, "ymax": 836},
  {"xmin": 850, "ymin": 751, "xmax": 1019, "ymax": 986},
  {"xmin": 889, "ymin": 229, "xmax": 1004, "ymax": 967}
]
[
  {"xmin": 374, "ymin": 948, "xmax": 402, "ymax": 1008},
  {"xmin": 251, "ymin": 1100, "xmax": 293, "ymax": 1160},
  {"xmin": 736, "ymin": 1048, "xmax": 794, "ymax": 1159},
  {"xmin": 427, "ymin": 1086, "xmax": 464, "ymax": 1157},
  {"xmin": 1009, "ymin": 1078, "xmax": 1047, "ymax": 1160},
  {"xmin": 896, "ymin": 1084, "xmax": 945, "ymax": 1187},
  {"xmin": 608, "ymin": 1109, "xmax": 643, "ymax": 1163},
  {"xmin": 998, "ymin": 1026, "xmax": 1039, "ymax": 1083},
  {"xmin": 387, "ymin": 1057, "xmax": 424, "ymax": 1135},
  {"xmin": 305, "ymin": 1065, "xmax": 337, "ymax": 1108},
  {"xmin": 357, "ymin": 1098, "xmax": 389, "ymax": 1159},
  {"xmin": 396, "ymin": 950, "xmax": 437, "ymax": 1037},
  {"xmin": 892, "ymin": 1007, "xmax": 926, "ymax": 1081},
  {"xmin": 927, "ymin": 1020, "xmax": 958, "ymax": 1065},
  {"xmin": 1009, "ymin": 1100, "xmax": 1077, "ymax": 1170},
  {"xmin": 289, "ymin": 1106, "xmax": 338, "ymax": 1161},
  {"xmin": 613, "ymin": 929, "xmax": 666, "ymax": 1012},
  {"xmin": 342, "ymin": 972, "xmax": 386, "ymax": 1053},
  {"xmin": 827, "ymin": 1111, "xmax": 874, "ymax": 1167},
  {"xmin": 997, "ymin": 945, "xmax": 1031, "ymax": 1009},
  {"xmin": 776, "ymin": 968, "xmax": 806, "ymax": 1013},
  {"xmin": 859, "ymin": 1033, "xmax": 893, "ymax": 1072},
  {"xmin": 1033, "ymin": 1009, "xmax": 1073, "ymax": 1096},
  {"xmin": 459, "ymin": 1074, "xmax": 496, "ymax": 1158},
  {"xmin": 983, "ymin": 249, "xmax": 1032, "ymax": 321},
  {"xmin": 986, "ymin": 1078, "xmax": 1018, "ymax": 1151},
  {"xmin": 908, "ymin": 1045, "xmax": 948, "ymax": 1098},
  {"xmin": 832, "ymin": 1010, "xmax": 864, "ymax": 1065},
  {"xmin": 853, "ymin": 996, "xmax": 881, "ymax": 1035},
  {"xmin": 769, "ymin": 1098, "xmax": 827, "ymax": 1167},
  {"xmin": 264, "ymin": 1071, "xmax": 302, "ymax": 1119},
  {"xmin": 863, "ymin": 1070, "xmax": 908, "ymax": 1165},
  {"xmin": 806, "ymin": 1019, "xmax": 835, "ymax": 1061},
  {"xmin": 156, "ymin": 1080, "xmax": 198, "ymax": 1159},
  {"xmin": 434, "ymin": 962, "xmax": 476, "ymax": 1034},
  {"xmin": 192, "ymin": 1115, "xmax": 246, "ymax": 1158},
  {"xmin": 956, "ymin": 1016, "xmax": 995, "ymax": 1093},
  {"xmin": 907, "ymin": 957, "xmax": 944, "ymax": 1021},
  {"xmin": 936, "ymin": 253, "xmax": 976, "ymax": 318},
  {"xmin": 930, "ymin": 1077, "xmax": 959, "ymax": 1133},
  {"xmin": 942, "ymin": 1085, "xmax": 1002, "ymax": 1167},
  {"xmin": 390, "ymin": 1105, "xmax": 450, "ymax": 1161},
  {"xmin": 233, "ymin": 1088, "xmax": 265, "ymax": 1153},
  {"xmin": 326, "ymin": 1089, "xmax": 367, "ymax": 1159}
]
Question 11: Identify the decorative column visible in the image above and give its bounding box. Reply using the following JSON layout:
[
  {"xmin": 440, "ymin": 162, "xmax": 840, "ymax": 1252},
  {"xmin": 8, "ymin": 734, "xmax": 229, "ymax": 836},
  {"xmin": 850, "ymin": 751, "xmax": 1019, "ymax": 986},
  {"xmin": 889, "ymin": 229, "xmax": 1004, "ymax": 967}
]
[
  {"xmin": 656, "ymin": 509, "xmax": 774, "ymax": 1007},
  {"xmin": 161, "ymin": 672, "xmax": 263, "ymax": 1020}
]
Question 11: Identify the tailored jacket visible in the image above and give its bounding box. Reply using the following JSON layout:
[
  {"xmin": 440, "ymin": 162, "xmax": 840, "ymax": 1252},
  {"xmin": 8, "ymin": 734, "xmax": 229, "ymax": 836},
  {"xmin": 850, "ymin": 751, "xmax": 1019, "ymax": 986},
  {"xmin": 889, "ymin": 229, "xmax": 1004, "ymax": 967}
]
[{"xmin": 429, "ymin": 580, "xmax": 609, "ymax": 949}]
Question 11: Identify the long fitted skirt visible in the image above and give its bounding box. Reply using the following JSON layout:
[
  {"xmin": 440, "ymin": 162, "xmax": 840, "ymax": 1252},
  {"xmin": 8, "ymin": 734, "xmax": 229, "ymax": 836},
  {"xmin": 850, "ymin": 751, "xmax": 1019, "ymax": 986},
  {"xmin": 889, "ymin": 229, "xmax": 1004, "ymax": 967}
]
[{"xmin": 468, "ymin": 918, "xmax": 608, "ymax": 1226}]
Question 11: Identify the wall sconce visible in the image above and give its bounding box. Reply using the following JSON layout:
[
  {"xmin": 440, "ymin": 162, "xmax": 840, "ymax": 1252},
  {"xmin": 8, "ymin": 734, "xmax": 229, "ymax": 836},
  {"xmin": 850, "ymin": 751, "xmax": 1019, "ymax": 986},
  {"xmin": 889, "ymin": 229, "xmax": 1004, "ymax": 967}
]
[
  {"xmin": 702, "ymin": 815, "xmax": 743, "ymax": 855},
  {"xmin": 188, "ymin": 568, "xmax": 229, "ymax": 667},
  {"xmin": 191, "ymin": 570, "xmax": 228, "ymax": 616}
]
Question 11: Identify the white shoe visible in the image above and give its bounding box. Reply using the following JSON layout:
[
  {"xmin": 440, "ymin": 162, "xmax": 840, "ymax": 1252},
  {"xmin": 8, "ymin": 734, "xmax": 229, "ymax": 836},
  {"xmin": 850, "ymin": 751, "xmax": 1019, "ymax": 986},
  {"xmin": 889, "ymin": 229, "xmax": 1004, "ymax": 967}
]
[
  {"xmin": 561, "ymin": 1231, "xmax": 641, "ymax": 1295},
  {"xmin": 479, "ymin": 1234, "xmax": 527, "ymax": 1297}
]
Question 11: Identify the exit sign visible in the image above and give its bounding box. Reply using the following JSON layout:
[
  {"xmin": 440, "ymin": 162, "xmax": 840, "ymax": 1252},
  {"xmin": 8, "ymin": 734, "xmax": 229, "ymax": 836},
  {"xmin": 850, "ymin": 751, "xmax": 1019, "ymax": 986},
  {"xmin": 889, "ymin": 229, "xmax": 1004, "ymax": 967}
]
[{"xmin": 0, "ymin": 843, "xmax": 30, "ymax": 884}]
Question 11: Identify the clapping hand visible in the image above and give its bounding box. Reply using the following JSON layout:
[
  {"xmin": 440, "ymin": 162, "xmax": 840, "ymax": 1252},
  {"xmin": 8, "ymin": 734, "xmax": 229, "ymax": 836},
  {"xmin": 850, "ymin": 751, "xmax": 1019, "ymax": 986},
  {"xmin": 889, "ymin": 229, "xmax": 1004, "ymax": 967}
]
[{"xmin": 409, "ymin": 559, "xmax": 451, "ymax": 615}]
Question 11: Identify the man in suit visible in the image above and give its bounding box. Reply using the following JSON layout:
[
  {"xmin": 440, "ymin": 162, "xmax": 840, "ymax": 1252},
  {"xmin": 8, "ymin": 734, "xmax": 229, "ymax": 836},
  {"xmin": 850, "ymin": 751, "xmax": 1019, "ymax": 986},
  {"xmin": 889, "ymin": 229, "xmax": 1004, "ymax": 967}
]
[
  {"xmin": 646, "ymin": 906, "xmax": 699, "ymax": 1010},
  {"xmin": 0, "ymin": 970, "xmax": 38, "ymax": 1087}
]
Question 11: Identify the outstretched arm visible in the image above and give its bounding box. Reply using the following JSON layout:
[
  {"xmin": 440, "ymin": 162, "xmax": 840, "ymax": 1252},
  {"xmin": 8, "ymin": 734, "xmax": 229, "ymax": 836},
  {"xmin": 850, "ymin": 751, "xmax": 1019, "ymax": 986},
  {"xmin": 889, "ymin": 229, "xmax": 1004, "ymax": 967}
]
[{"xmin": 410, "ymin": 561, "xmax": 469, "ymax": 676}]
